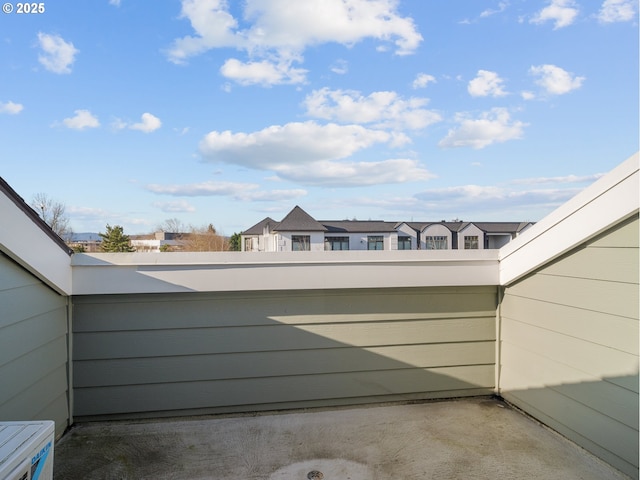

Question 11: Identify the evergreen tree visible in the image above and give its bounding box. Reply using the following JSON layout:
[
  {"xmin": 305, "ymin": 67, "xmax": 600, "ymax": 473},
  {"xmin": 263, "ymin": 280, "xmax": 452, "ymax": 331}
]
[
  {"xmin": 100, "ymin": 224, "xmax": 135, "ymax": 252},
  {"xmin": 229, "ymin": 232, "xmax": 241, "ymax": 251}
]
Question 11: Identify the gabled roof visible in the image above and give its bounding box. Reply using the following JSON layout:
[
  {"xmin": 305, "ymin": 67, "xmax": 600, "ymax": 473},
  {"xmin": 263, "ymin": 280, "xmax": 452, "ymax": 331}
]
[
  {"xmin": 243, "ymin": 217, "xmax": 278, "ymax": 235},
  {"xmin": 467, "ymin": 222, "xmax": 534, "ymax": 234},
  {"xmin": 421, "ymin": 222, "xmax": 465, "ymax": 233},
  {"xmin": 322, "ymin": 220, "xmax": 397, "ymax": 233},
  {"xmin": 275, "ymin": 206, "xmax": 327, "ymax": 232},
  {"xmin": 0, "ymin": 176, "xmax": 72, "ymax": 255}
]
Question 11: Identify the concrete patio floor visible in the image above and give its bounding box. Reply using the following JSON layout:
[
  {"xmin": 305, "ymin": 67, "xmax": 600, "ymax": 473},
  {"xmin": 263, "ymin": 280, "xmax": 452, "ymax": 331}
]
[{"xmin": 53, "ymin": 397, "xmax": 630, "ymax": 480}]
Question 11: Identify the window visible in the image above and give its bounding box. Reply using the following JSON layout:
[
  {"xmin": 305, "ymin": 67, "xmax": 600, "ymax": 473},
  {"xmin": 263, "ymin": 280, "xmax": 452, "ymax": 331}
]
[
  {"xmin": 464, "ymin": 235, "xmax": 479, "ymax": 249},
  {"xmin": 324, "ymin": 237, "xmax": 349, "ymax": 250},
  {"xmin": 367, "ymin": 235, "xmax": 384, "ymax": 250},
  {"xmin": 292, "ymin": 235, "xmax": 311, "ymax": 251},
  {"xmin": 398, "ymin": 236, "xmax": 412, "ymax": 250},
  {"xmin": 425, "ymin": 236, "xmax": 448, "ymax": 250},
  {"xmin": 244, "ymin": 237, "xmax": 253, "ymax": 251}
]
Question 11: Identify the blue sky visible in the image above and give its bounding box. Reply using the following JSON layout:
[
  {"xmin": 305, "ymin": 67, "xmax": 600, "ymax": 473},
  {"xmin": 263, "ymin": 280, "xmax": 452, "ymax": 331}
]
[{"xmin": 1, "ymin": 0, "xmax": 637, "ymax": 236}]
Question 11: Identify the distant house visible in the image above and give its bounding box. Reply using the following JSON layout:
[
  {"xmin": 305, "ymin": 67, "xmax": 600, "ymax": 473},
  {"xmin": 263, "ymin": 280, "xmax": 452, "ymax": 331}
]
[
  {"xmin": 322, "ymin": 220, "xmax": 399, "ymax": 251},
  {"xmin": 66, "ymin": 232, "xmax": 102, "ymax": 252},
  {"xmin": 130, "ymin": 231, "xmax": 186, "ymax": 252},
  {"xmin": 242, "ymin": 206, "xmax": 533, "ymax": 252}
]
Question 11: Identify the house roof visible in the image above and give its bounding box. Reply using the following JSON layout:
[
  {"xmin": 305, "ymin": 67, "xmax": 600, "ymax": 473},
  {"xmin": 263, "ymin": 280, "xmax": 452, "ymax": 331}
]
[
  {"xmin": 421, "ymin": 222, "xmax": 465, "ymax": 233},
  {"xmin": 274, "ymin": 206, "xmax": 327, "ymax": 232},
  {"xmin": 322, "ymin": 220, "xmax": 398, "ymax": 233},
  {"xmin": 243, "ymin": 217, "xmax": 278, "ymax": 235},
  {"xmin": 243, "ymin": 206, "xmax": 534, "ymax": 237},
  {"xmin": 467, "ymin": 222, "xmax": 533, "ymax": 234},
  {"xmin": 0, "ymin": 176, "xmax": 72, "ymax": 255}
]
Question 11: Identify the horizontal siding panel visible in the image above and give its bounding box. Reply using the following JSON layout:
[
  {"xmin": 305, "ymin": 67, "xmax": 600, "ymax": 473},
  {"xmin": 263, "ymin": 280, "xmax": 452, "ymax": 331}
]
[
  {"xmin": 500, "ymin": 295, "xmax": 638, "ymax": 355},
  {"xmin": 72, "ymin": 287, "xmax": 498, "ymax": 332},
  {"xmin": 539, "ymin": 246, "xmax": 638, "ymax": 284},
  {"xmin": 72, "ymin": 287, "xmax": 497, "ymax": 419},
  {"xmin": 74, "ymin": 341, "xmax": 495, "ymax": 387},
  {"xmin": 0, "ymin": 284, "xmax": 66, "ymax": 329},
  {"xmin": 73, "ymin": 317, "xmax": 496, "ymax": 360},
  {"xmin": 504, "ymin": 386, "xmax": 638, "ymax": 470},
  {"xmin": 74, "ymin": 364, "xmax": 495, "ymax": 417},
  {"xmin": 503, "ymin": 391, "xmax": 638, "ymax": 479},
  {"xmin": 500, "ymin": 341, "xmax": 638, "ymax": 427},
  {"xmin": 0, "ymin": 309, "xmax": 68, "ymax": 367},
  {"xmin": 0, "ymin": 365, "xmax": 68, "ymax": 423},
  {"xmin": 0, "ymin": 254, "xmax": 40, "ymax": 291},
  {"xmin": 588, "ymin": 216, "xmax": 639, "ymax": 248},
  {"xmin": 0, "ymin": 337, "xmax": 68, "ymax": 405},
  {"xmin": 501, "ymin": 318, "xmax": 638, "ymax": 389},
  {"xmin": 36, "ymin": 393, "xmax": 71, "ymax": 439},
  {"xmin": 504, "ymin": 274, "xmax": 638, "ymax": 319}
]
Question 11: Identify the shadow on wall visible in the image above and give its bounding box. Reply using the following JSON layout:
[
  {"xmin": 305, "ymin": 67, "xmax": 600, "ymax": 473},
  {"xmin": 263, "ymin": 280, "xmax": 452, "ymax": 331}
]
[
  {"xmin": 71, "ymin": 286, "xmax": 499, "ymax": 418},
  {"xmin": 503, "ymin": 374, "xmax": 638, "ymax": 479}
]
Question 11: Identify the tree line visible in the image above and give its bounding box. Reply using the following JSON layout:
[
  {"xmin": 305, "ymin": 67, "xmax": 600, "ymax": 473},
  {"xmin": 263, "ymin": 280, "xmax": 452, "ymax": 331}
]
[{"xmin": 31, "ymin": 194, "xmax": 241, "ymax": 253}]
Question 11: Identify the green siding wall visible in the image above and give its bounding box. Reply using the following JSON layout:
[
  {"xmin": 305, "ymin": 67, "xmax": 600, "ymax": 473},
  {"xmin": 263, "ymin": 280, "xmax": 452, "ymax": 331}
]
[
  {"xmin": 0, "ymin": 253, "xmax": 70, "ymax": 438},
  {"xmin": 72, "ymin": 286, "xmax": 497, "ymax": 419},
  {"xmin": 500, "ymin": 215, "xmax": 639, "ymax": 479}
]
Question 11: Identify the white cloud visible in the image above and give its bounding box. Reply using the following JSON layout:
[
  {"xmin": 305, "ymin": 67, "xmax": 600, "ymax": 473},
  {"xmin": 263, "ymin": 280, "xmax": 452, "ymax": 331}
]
[
  {"xmin": 530, "ymin": 0, "xmax": 579, "ymax": 29},
  {"xmin": 167, "ymin": 0, "xmax": 422, "ymax": 85},
  {"xmin": 598, "ymin": 0, "xmax": 637, "ymax": 23},
  {"xmin": 509, "ymin": 173, "xmax": 604, "ymax": 185},
  {"xmin": 411, "ymin": 171, "xmax": 602, "ymax": 217},
  {"xmin": 196, "ymin": 121, "xmax": 433, "ymax": 187},
  {"xmin": 153, "ymin": 200, "xmax": 196, "ymax": 213},
  {"xmin": 199, "ymin": 121, "xmax": 409, "ymax": 168},
  {"xmin": 146, "ymin": 180, "xmax": 306, "ymax": 202},
  {"xmin": 0, "ymin": 101, "xmax": 23, "ymax": 114},
  {"xmin": 480, "ymin": 1, "xmax": 509, "ymax": 18},
  {"xmin": 130, "ymin": 113, "xmax": 162, "ymax": 133},
  {"xmin": 459, "ymin": 1, "xmax": 509, "ymax": 24},
  {"xmin": 413, "ymin": 184, "xmax": 579, "ymax": 217},
  {"xmin": 166, "ymin": 0, "xmax": 240, "ymax": 64},
  {"xmin": 275, "ymin": 158, "xmax": 435, "ymax": 186},
  {"xmin": 521, "ymin": 91, "xmax": 536, "ymax": 100},
  {"xmin": 467, "ymin": 70, "xmax": 508, "ymax": 97},
  {"xmin": 220, "ymin": 58, "xmax": 307, "ymax": 86},
  {"xmin": 412, "ymin": 73, "xmax": 436, "ymax": 89},
  {"xmin": 62, "ymin": 109, "xmax": 100, "ymax": 130},
  {"xmin": 37, "ymin": 32, "xmax": 79, "ymax": 74},
  {"xmin": 330, "ymin": 59, "xmax": 348, "ymax": 75},
  {"xmin": 530, "ymin": 64, "xmax": 584, "ymax": 95},
  {"xmin": 438, "ymin": 108, "xmax": 527, "ymax": 149},
  {"xmin": 239, "ymin": 189, "xmax": 308, "ymax": 202},
  {"xmin": 148, "ymin": 180, "xmax": 259, "ymax": 197},
  {"xmin": 113, "ymin": 113, "xmax": 162, "ymax": 132},
  {"xmin": 109, "ymin": 0, "xmax": 121, "ymax": 6},
  {"xmin": 303, "ymin": 88, "xmax": 441, "ymax": 130}
]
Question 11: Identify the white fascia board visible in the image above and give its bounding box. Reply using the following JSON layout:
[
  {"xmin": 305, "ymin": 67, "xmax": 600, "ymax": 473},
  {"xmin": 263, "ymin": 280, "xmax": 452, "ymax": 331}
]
[
  {"xmin": 71, "ymin": 250, "xmax": 499, "ymax": 295},
  {"xmin": 0, "ymin": 193, "xmax": 72, "ymax": 295},
  {"xmin": 499, "ymin": 152, "xmax": 639, "ymax": 286}
]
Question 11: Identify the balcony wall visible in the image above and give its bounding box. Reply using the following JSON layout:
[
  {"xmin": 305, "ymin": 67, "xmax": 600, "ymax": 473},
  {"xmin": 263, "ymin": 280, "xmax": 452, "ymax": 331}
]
[
  {"xmin": 69, "ymin": 251, "xmax": 499, "ymax": 419},
  {"xmin": 0, "ymin": 179, "xmax": 72, "ymax": 439},
  {"xmin": 0, "ymin": 253, "xmax": 70, "ymax": 438},
  {"xmin": 499, "ymin": 215, "xmax": 639, "ymax": 478},
  {"xmin": 497, "ymin": 153, "xmax": 639, "ymax": 479}
]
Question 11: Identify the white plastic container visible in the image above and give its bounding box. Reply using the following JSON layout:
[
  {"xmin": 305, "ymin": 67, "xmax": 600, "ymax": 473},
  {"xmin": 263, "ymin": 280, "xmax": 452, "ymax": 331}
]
[{"xmin": 0, "ymin": 421, "xmax": 54, "ymax": 480}]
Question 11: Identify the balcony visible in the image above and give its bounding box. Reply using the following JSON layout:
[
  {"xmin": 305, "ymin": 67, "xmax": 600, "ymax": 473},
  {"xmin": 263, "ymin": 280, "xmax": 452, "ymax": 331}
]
[{"xmin": 0, "ymin": 154, "xmax": 638, "ymax": 479}]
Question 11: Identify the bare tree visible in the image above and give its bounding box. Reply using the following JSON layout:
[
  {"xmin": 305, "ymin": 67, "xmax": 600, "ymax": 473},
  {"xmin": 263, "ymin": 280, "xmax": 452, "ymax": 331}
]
[
  {"xmin": 182, "ymin": 223, "xmax": 228, "ymax": 252},
  {"xmin": 156, "ymin": 218, "xmax": 186, "ymax": 234},
  {"xmin": 31, "ymin": 193, "xmax": 72, "ymax": 239}
]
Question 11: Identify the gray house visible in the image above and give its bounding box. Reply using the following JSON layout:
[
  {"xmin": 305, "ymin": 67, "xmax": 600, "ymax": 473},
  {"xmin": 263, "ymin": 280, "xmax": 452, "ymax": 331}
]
[{"xmin": 243, "ymin": 207, "xmax": 533, "ymax": 252}]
